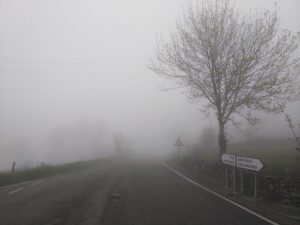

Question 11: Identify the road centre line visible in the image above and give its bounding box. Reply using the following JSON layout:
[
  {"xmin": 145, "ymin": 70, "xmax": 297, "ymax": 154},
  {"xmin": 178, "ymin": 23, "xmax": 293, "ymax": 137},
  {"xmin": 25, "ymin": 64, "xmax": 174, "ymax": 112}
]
[
  {"xmin": 8, "ymin": 187, "xmax": 24, "ymax": 195},
  {"xmin": 162, "ymin": 162, "xmax": 279, "ymax": 225}
]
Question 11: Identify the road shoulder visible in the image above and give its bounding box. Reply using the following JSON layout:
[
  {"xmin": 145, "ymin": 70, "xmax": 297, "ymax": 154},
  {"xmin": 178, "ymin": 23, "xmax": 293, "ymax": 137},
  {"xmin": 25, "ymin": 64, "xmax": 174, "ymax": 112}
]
[{"xmin": 164, "ymin": 161, "xmax": 300, "ymax": 225}]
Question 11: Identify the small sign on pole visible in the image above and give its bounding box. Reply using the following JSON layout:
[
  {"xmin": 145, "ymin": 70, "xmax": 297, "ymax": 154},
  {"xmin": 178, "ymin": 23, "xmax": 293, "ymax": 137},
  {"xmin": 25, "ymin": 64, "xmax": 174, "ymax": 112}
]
[
  {"xmin": 221, "ymin": 154, "xmax": 236, "ymax": 190},
  {"xmin": 236, "ymin": 156, "xmax": 264, "ymax": 198},
  {"xmin": 174, "ymin": 137, "xmax": 184, "ymax": 158}
]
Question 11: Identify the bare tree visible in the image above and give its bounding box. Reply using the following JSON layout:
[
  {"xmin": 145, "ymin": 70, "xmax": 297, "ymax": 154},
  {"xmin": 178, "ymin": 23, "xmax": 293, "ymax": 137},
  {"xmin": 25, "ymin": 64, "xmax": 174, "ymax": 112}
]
[{"xmin": 148, "ymin": 0, "xmax": 300, "ymax": 156}]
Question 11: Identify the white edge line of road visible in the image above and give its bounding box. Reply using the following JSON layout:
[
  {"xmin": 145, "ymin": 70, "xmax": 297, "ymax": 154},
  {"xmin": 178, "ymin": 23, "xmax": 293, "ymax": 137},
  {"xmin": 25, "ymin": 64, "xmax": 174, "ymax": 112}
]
[
  {"xmin": 8, "ymin": 187, "xmax": 24, "ymax": 195},
  {"xmin": 0, "ymin": 173, "xmax": 66, "ymax": 190},
  {"xmin": 162, "ymin": 162, "xmax": 280, "ymax": 225}
]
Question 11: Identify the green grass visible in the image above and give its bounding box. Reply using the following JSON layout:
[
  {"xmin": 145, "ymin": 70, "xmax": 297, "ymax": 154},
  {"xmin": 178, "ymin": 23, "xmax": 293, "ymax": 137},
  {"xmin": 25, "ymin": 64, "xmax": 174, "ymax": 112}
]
[{"xmin": 0, "ymin": 158, "xmax": 107, "ymax": 187}]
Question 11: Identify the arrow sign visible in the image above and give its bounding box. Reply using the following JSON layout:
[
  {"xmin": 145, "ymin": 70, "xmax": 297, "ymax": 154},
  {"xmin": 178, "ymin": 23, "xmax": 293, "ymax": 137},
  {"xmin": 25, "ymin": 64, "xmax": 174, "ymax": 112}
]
[
  {"xmin": 236, "ymin": 156, "xmax": 264, "ymax": 171},
  {"xmin": 174, "ymin": 137, "xmax": 184, "ymax": 147},
  {"xmin": 221, "ymin": 154, "xmax": 236, "ymax": 166}
]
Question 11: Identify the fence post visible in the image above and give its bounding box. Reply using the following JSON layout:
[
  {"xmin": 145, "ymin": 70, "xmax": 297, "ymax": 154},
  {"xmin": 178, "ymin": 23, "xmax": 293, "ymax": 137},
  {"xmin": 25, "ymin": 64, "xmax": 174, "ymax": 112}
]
[{"xmin": 11, "ymin": 161, "xmax": 16, "ymax": 173}]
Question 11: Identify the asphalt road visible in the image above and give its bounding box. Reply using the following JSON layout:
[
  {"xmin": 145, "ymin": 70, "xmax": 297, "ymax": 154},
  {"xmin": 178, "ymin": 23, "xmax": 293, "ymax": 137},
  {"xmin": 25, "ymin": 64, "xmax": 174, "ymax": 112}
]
[{"xmin": 0, "ymin": 158, "xmax": 278, "ymax": 225}]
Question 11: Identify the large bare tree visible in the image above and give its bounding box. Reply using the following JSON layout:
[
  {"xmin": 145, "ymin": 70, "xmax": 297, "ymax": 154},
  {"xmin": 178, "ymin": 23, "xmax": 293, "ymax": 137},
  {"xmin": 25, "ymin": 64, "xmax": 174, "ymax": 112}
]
[{"xmin": 148, "ymin": 0, "xmax": 300, "ymax": 156}]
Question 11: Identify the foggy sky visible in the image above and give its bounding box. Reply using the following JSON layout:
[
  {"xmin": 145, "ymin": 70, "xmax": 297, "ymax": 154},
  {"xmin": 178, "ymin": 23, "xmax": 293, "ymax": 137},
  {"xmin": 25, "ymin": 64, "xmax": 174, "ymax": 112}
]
[{"xmin": 0, "ymin": 0, "xmax": 299, "ymax": 170}]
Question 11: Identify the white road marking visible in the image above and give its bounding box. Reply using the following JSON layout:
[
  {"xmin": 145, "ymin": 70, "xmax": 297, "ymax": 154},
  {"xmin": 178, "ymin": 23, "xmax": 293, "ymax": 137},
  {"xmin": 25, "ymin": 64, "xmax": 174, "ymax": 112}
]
[
  {"xmin": 162, "ymin": 162, "xmax": 280, "ymax": 225},
  {"xmin": 8, "ymin": 187, "xmax": 24, "ymax": 195},
  {"xmin": 0, "ymin": 180, "xmax": 35, "ymax": 190},
  {"xmin": 31, "ymin": 181, "xmax": 43, "ymax": 186},
  {"xmin": 0, "ymin": 173, "xmax": 66, "ymax": 190}
]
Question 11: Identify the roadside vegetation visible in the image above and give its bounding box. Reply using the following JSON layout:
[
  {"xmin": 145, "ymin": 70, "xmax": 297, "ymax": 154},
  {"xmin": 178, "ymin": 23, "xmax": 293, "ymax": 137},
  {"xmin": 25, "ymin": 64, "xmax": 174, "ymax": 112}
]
[
  {"xmin": 0, "ymin": 158, "xmax": 107, "ymax": 187},
  {"xmin": 167, "ymin": 138, "xmax": 300, "ymax": 207},
  {"xmin": 181, "ymin": 140, "xmax": 300, "ymax": 177}
]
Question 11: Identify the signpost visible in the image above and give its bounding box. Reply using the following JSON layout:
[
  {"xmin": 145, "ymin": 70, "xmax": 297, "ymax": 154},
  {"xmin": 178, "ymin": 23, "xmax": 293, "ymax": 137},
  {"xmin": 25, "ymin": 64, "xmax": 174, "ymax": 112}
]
[
  {"xmin": 174, "ymin": 137, "xmax": 184, "ymax": 158},
  {"xmin": 221, "ymin": 154, "xmax": 264, "ymax": 197},
  {"xmin": 221, "ymin": 154, "xmax": 236, "ymax": 190},
  {"xmin": 236, "ymin": 156, "xmax": 264, "ymax": 198}
]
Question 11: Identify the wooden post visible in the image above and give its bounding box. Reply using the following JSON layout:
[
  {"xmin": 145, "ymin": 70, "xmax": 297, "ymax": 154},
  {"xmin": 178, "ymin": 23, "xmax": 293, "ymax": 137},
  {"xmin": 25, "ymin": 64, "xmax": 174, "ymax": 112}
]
[{"xmin": 11, "ymin": 161, "xmax": 16, "ymax": 173}]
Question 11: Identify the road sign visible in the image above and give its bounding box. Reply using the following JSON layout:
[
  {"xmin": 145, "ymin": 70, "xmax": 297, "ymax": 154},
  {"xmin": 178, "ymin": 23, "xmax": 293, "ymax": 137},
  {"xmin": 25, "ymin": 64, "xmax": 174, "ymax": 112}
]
[
  {"xmin": 236, "ymin": 156, "xmax": 264, "ymax": 171},
  {"xmin": 175, "ymin": 137, "xmax": 184, "ymax": 146},
  {"xmin": 222, "ymin": 154, "xmax": 264, "ymax": 198},
  {"xmin": 221, "ymin": 154, "xmax": 236, "ymax": 166}
]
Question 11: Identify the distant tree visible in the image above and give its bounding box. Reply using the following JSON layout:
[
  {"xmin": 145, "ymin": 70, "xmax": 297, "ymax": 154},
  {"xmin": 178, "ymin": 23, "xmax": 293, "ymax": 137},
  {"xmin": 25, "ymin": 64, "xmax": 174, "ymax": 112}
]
[
  {"xmin": 148, "ymin": 0, "xmax": 300, "ymax": 156},
  {"xmin": 113, "ymin": 133, "xmax": 130, "ymax": 155}
]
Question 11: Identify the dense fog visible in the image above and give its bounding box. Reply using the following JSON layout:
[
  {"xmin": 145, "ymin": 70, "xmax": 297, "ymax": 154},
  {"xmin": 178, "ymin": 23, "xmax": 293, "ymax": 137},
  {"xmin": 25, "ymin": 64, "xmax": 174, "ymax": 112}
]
[{"xmin": 0, "ymin": 0, "xmax": 299, "ymax": 170}]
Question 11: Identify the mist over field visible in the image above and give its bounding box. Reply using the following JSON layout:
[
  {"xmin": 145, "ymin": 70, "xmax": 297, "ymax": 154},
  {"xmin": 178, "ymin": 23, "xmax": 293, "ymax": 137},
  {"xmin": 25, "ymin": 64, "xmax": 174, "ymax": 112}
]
[{"xmin": 0, "ymin": 0, "xmax": 299, "ymax": 171}]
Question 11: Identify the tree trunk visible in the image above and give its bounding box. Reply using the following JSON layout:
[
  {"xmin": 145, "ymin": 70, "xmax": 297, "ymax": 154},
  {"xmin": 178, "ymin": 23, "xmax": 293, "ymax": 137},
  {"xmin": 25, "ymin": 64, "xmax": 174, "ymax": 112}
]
[{"xmin": 218, "ymin": 121, "xmax": 227, "ymax": 157}]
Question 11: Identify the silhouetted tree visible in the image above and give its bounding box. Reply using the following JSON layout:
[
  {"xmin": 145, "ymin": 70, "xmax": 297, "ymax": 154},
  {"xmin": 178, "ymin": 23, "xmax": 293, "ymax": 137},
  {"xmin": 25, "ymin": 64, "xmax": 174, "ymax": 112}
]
[
  {"xmin": 148, "ymin": 0, "xmax": 300, "ymax": 156},
  {"xmin": 113, "ymin": 133, "xmax": 130, "ymax": 155}
]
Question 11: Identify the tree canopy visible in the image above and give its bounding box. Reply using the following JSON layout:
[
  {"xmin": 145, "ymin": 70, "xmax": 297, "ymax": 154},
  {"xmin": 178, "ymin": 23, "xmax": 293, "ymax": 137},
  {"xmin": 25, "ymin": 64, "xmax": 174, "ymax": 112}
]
[{"xmin": 148, "ymin": 0, "xmax": 300, "ymax": 155}]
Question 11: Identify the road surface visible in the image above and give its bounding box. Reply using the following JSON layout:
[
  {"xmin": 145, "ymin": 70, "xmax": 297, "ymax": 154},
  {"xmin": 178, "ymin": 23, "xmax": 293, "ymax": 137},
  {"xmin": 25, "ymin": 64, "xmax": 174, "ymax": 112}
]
[{"xmin": 0, "ymin": 158, "xmax": 277, "ymax": 225}]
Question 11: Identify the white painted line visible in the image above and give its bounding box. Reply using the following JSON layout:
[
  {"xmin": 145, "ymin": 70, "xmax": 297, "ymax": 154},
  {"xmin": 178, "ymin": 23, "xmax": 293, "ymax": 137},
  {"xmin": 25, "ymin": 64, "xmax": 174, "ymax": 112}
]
[
  {"xmin": 162, "ymin": 162, "xmax": 280, "ymax": 225},
  {"xmin": 0, "ymin": 180, "xmax": 37, "ymax": 190},
  {"xmin": 8, "ymin": 187, "xmax": 24, "ymax": 195},
  {"xmin": 31, "ymin": 181, "xmax": 43, "ymax": 186},
  {"xmin": 0, "ymin": 173, "xmax": 66, "ymax": 190}
]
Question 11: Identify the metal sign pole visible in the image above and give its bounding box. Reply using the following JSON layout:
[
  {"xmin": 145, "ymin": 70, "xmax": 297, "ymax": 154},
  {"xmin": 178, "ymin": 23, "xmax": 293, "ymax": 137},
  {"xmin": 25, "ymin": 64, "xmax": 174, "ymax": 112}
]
[
  {"xmin": 233, "ymin": 168, "xmax": 236, "ymax": 192},
  {"xmin": 240, "ymin": 169, "xmax": 243, "ymax": 193},
  {"xmin": 254, "ymin": 172, "xmax": 257, "ymax": 198},
  {"xmin": 225, "ymin": 166, "xmax": 228, "ymax": 188},
  {"xmin": 222, "ymin": 154, "xmax": 264, "ymax": 197},
  {"xmin": 233, "ymin": 155, "xmax": 236, "ymax": 192}
]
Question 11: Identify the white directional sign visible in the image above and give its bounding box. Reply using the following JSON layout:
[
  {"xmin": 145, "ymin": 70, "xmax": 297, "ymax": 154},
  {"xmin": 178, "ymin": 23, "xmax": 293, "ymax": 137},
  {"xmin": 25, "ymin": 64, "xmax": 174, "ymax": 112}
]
[
  {"xmin": 236, "ymin": 156, "xmax": 264, "ymax": 171},
  {"xmin": 221, "ymin": 154, "xmax": 236, "ymax": 166}
]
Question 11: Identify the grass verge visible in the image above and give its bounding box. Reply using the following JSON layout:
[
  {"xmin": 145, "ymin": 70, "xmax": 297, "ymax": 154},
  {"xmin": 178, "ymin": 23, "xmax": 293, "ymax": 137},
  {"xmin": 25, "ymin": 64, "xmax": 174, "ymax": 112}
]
[{"xmin": 0, "ymin": 158, "xmax": 107, "ymax": 187}]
